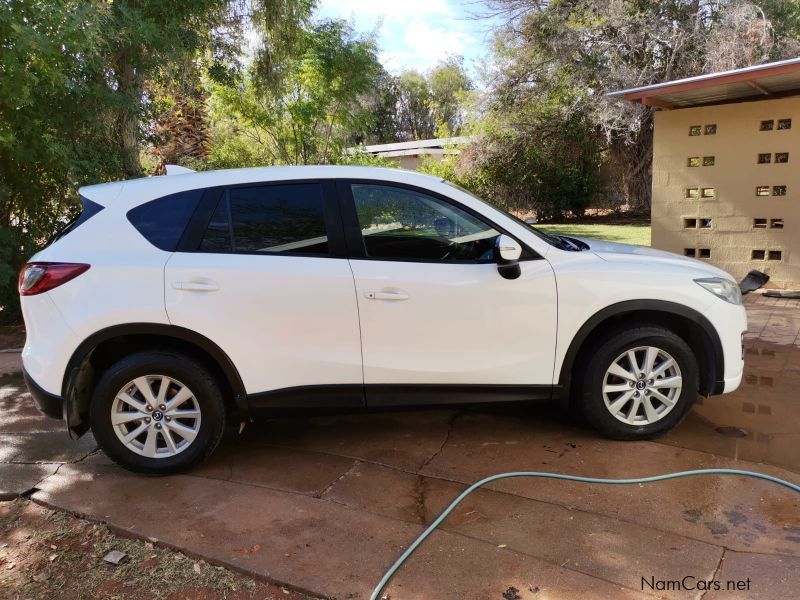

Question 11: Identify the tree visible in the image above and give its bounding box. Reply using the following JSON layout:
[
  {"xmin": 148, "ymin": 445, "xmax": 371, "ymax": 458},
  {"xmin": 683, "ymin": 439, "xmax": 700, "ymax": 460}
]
[
  {"xmin": 395, "ymin": 70, "xmax": 436, "ymax": 140},
  {"xmin": 482, "ymin": 0, "xmax": 800, "ymax": 212},
  {"xmin": 148, "ymin": 78, "xmax": 212, "ymax": 174},
  {"xmin": 0, "ymin": 0, "xmax": 122, "ymax": 320},
  {"xmin": 460, "ymin": 79, "xmax": 604, "ymax": 220},
  {"xmin": 0, "ymin": 0, "xmax": 315, "ymax": 320},
  {"xmin": 103, "ymin": 0, "xmax": 235, "ymax": 177},
  {"xmin": 428, "ymin": 56, "xmax": 472, "ymax": 135},
  {"xmin": 357, "ymin": 67, "xmax": 401, "ymax": 144},
  {"xmin": 209, "ymin": 19, "xmax": 381, "ymax": 166}
]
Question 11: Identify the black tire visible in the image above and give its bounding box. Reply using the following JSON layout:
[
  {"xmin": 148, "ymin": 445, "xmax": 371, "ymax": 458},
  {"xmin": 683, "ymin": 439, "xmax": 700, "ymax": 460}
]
[
  {"xmin": 580, "ymin": 326, "xmax": 698, "ymax": 440},
  {"xmin": 89, "ymin": 350, "xmax": 226, "ymax": 474}
]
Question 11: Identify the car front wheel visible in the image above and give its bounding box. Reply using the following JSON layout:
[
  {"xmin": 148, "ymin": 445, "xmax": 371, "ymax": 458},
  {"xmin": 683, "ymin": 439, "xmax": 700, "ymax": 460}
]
[
  {"xmin": 580, "ymin": 326, "xmax": 699, "ymax": 440},
  {"xmin": 89, "ymin": 350, "xmax": 226, "ymax": 473}
]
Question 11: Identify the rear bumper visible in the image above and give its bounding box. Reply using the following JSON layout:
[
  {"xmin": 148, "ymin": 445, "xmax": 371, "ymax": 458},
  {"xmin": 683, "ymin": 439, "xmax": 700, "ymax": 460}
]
[{"xmin": 23, "ymin": 367, "xmax": 64, "ymax": 420}]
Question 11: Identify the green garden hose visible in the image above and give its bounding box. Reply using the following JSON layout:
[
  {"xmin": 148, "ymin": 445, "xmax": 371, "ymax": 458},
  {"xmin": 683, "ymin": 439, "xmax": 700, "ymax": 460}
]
[{"xmin": 370, "ymin": 468, "xmax": 800, "ymax": 600}]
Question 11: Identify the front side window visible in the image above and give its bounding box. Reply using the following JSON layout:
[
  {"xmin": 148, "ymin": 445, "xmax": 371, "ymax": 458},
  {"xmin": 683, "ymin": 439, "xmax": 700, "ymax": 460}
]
[
  {"xmin": 199, "ymin": 183, "xmax": 328, "ymax": 255},
  {"xmin": 351, "ymin": 184, "xmax": 499, "ymax": 262}
]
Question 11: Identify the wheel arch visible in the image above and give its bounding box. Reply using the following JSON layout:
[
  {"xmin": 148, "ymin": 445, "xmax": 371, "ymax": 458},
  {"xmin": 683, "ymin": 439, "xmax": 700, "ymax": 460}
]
[
  {"xmin": 63, "ymin": 323, "xmax": 247, "ymax": 436},
  {"xmin": 558, "ymin": 300, "xmax": 724, "ymax": 405}
]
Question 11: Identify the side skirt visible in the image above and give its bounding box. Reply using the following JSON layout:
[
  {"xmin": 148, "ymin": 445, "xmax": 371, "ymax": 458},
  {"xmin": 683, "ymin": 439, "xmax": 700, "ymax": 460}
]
[
  {"xmin": 246, "ymin": 384, "xmax": 558, "ymax": 410},
  {"xmin": 366, "ymin": 384, "xmax": 556, "ymax": 406}
]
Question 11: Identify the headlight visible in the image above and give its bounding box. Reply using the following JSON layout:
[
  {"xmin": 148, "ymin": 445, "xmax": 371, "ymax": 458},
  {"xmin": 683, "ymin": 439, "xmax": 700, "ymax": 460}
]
[{"xmin": 695, "ymin": 277, "xmax": 742, "ymax": 305}]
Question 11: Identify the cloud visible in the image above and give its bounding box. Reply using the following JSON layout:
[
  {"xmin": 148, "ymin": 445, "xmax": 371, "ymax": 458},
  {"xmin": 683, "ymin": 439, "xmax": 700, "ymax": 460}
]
[
  {"xmin": 317, "ymin": 0, "xmax": 478, "ymax": 73},
  {"xmin": 317, "ymin": 0, "xmax": 454, "ymax": 22}
]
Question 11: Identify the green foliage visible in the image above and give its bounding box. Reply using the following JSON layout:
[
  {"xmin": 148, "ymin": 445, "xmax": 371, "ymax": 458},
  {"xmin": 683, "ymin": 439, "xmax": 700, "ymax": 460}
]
[
  {"xmin": 250, "ymin": 0, "xmax": 317, "ymax": 88},
  {"xmin": 209, "ymin": 18, "xmax": 381, "ymax": 166},
  {"xmin": 0, "ymin": 0, "xmax": 123, "ymax": 321},
  {"xmin": 483, "ymin": 0, "xmax": 800, "ymax": 212},
  {"xmin": 457, "ymin": 73, "xmax": 604, "ymax": 220},
  {"xmin": 396, "ymin": 70, "xmax": 436, "ymax": 140},
  {"xmin": 428, "ymin": 57, "xmax": 472, "ymax": 135},
  {"xmin": 393, "ymin": 58, "xmax": 472, "ymax": 142},
  {"xmin": 333, "ymin": 152, "xmax": 397, "ymax": 168},
  {"xmin": 0, "ymin": 0, "xmax": 264, "ymax": 320},
  {"xmin": 358, "ymin": 69, "xmax": 401, "ymax": 144},
  {"xmin": 417, "ymin": 152, "xmax": 489, "ymax": 197}
]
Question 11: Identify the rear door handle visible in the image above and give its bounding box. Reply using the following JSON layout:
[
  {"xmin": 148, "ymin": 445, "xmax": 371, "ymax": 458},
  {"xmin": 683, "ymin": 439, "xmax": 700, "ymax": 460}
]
[
  {"xmin": 172, "ymin": 279, "xmax": 220, "ymax": 292},
  {"xmin": 365, "ymin": 290, "xmax": 409, "ymax": 301}
]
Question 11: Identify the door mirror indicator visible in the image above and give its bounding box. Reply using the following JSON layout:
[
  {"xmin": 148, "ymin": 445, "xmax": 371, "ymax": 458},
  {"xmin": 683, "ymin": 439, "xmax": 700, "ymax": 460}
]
[{"xmin": 495, "ymin": 234, "xmax": 522, "ymax": 280}]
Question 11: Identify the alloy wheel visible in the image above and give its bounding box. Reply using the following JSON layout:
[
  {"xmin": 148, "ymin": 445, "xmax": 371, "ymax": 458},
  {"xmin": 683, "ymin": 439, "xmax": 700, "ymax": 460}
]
[
  {"xmin": 110, "ymin": 375, "xmax": 201, "ymax": 458},
  {"xmin": 602, "ymin": 346, "xmax": 683, "ymax": 426}
]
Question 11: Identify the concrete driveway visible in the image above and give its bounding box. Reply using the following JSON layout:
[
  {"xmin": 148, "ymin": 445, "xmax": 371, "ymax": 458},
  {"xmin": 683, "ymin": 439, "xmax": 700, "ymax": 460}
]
[{"xmin": 1, "ymin": 294, "xmax": 799, "ymax": 599}]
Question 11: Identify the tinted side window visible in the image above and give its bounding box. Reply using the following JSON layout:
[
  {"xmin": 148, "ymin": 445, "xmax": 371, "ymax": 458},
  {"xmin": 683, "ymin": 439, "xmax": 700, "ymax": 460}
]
[
  {"xmin": 351, "ymin": 184, "xmax": 499, "ymax": 262},
  {"xmin": 127, "ymin": 189, "xmax": 204, "ymax": 251},
  {"xmin": 199, "ymin": 183, "xmax": 328, "ymax": 255}
]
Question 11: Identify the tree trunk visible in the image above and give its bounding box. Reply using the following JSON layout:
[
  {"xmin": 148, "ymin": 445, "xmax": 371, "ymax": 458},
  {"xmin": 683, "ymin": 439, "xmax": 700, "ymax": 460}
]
[
  {"xmin": 118, "ymin": 53, "xmax": 143, "ymax": 178},
  {"xmin": 616, "ymin": 111, "xmax": 654, "ymax": 214}
]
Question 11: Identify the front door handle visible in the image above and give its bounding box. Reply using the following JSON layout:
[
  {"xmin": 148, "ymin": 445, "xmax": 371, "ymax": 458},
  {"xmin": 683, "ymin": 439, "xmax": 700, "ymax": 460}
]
[
  {"xmin": 172, "ymin": 279, "xmax": 220, "ymax": 292},
  {"xmin": 365, "ymin": 290, "xmax": 409, "ymax": 301}
]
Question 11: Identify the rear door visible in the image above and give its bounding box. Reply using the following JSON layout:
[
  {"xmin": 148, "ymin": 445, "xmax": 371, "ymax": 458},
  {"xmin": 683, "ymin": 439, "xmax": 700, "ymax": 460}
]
[{"xmin": 164, "ymin": 181, "xmax": 363, "ymax": 405}]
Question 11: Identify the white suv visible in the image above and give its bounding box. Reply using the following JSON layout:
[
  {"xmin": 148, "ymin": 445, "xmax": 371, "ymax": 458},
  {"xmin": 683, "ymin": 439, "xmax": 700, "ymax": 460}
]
[{"xmin": 20, "ymin": 166, "xmax": 746, "ymax": 472}]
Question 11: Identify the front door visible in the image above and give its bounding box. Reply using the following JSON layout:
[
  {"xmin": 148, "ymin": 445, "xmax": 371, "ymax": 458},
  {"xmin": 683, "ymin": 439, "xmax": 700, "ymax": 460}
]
[{"xmin": 340, "ymin": 182, "xmax": 558, "ymax": 404}]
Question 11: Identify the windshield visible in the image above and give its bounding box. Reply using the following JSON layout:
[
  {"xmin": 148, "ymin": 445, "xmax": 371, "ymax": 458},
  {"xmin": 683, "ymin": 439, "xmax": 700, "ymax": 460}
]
[{"xmin": 442, "ymin": 180, "xmax": 573, "ymax": 249}]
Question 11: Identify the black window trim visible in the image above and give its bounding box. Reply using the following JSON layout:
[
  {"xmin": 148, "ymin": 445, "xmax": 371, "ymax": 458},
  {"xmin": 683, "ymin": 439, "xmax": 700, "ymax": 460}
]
[
  {"xmin": 176, "ymin": 179, "xmax": 348, "ymax": 258},
  {"xmin": 335, "ymin": 178, "xmax": 541, "ymax": 264},
  {"xmin": 50, "ymin": 196, "xmax": 105, "ymax": 245}
]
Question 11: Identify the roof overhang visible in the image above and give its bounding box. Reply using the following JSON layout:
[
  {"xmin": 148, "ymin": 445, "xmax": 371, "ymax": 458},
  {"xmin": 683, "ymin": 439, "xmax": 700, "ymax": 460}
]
[
  {"xmin": 608, "ymin": 57, "xmax": 800, "ymax": 109},
  {"xmin": 347, "ymin": 136, "xmax": 472, "ymax": 156}
]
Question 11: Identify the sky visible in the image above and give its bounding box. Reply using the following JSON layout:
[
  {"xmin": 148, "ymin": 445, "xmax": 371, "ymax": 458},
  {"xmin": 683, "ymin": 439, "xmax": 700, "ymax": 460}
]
[{"xmin": 315, "ymin": 0, "xmax": 500, "ymax": 76}]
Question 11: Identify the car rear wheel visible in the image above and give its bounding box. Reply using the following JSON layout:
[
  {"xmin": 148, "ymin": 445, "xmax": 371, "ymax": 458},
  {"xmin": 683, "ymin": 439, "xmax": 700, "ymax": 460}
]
[
  {"xmin": 580, "ymin": 326, "xmax": 699, "ymax": 439},
  {"xmin": 90, "ymin": 350, "xmax": 226, "ymax": 473}
]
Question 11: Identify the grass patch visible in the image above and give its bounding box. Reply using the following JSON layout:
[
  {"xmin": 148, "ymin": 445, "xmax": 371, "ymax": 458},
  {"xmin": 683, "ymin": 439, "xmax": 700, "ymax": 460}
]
[{"xmin": 537, "ymin": 223, "xmax": 651, "ymax": 247}]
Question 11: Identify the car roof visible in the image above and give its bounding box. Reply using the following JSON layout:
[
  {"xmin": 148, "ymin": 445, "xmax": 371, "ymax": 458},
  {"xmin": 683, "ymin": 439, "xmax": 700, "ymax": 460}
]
[{"xmin": 79, "ymin": 165, "xmax": 444, "ymax": 207}]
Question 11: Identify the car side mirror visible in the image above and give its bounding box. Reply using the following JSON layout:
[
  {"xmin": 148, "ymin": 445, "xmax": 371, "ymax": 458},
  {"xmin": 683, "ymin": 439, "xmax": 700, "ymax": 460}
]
[{"xmin": 494, "ymin": 234, "xmax": 522, "ymax": 280}]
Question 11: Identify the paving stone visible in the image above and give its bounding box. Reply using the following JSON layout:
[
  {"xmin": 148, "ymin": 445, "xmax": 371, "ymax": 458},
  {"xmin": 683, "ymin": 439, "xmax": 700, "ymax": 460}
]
[
  {"xmin": 0, "ymin": 374, "xmax": 63, "ymax": 434},
  {"xmin": 237, "ymin": 409, "xmax": 457, "ymax": 471},
  {"xmin": 704, "ymin": 551, "xmax": 800, "ymax": 599},
  {"xmin": 32, "ymin": 463, "xmax": 639, "ymax": 600},
  {"xmin": 0, "ymin": 432, "xmax": 96, "ymax": 464},
  {"xmin": 420, "ymin": 410, "xmax": 800, "ymax": 555},
  {"xmin": 0, "ymin": 463, "xmax": 58, "ymax": 499},
  {"xmin": 194, "ymin": 442, "xmax": 356, "ymax": 496},
  {"xmin": 326, "ymin": 460, "xmax": 723, "ymax": 598},
  {"xmin": 0, "ymin": 353, "xmax": 21, "ymax": 377}
]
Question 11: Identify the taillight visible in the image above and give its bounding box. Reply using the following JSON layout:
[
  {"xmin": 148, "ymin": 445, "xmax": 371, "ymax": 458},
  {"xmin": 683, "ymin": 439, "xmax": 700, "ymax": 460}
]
[{"xmin": 18, "ymin": 262, "xmax": 90, "ymax": 296}]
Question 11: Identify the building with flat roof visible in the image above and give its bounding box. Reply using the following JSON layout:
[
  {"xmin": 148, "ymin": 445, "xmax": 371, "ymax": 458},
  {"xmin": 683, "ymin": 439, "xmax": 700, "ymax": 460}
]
[
  {"xmin": 611, "ymin": 58, "xmax": 800, "ymax": 288},
  {"xmin": 347, "ymin": 137, "xmax": 471, "ymax": 171}
]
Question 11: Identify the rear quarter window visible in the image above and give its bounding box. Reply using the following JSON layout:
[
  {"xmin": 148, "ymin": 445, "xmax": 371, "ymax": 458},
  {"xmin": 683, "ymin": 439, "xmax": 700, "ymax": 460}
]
[
  {"xmin": 127, "ymin": 189, "xmax": 205, "ymax": 251},
  {"xmin": 50, "ymin": 196, "xmax": 104, "ymax": 244}
]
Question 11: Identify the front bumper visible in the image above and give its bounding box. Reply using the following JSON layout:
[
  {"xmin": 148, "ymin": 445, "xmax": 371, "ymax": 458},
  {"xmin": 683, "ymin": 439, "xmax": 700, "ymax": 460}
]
[
  {"xmin": 23, "ymin": 367, "xmax": 64, "ymax": 420},
  {"xmin": 722, "ymin": 369, "xmax": 744, "ymax": 394}
]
